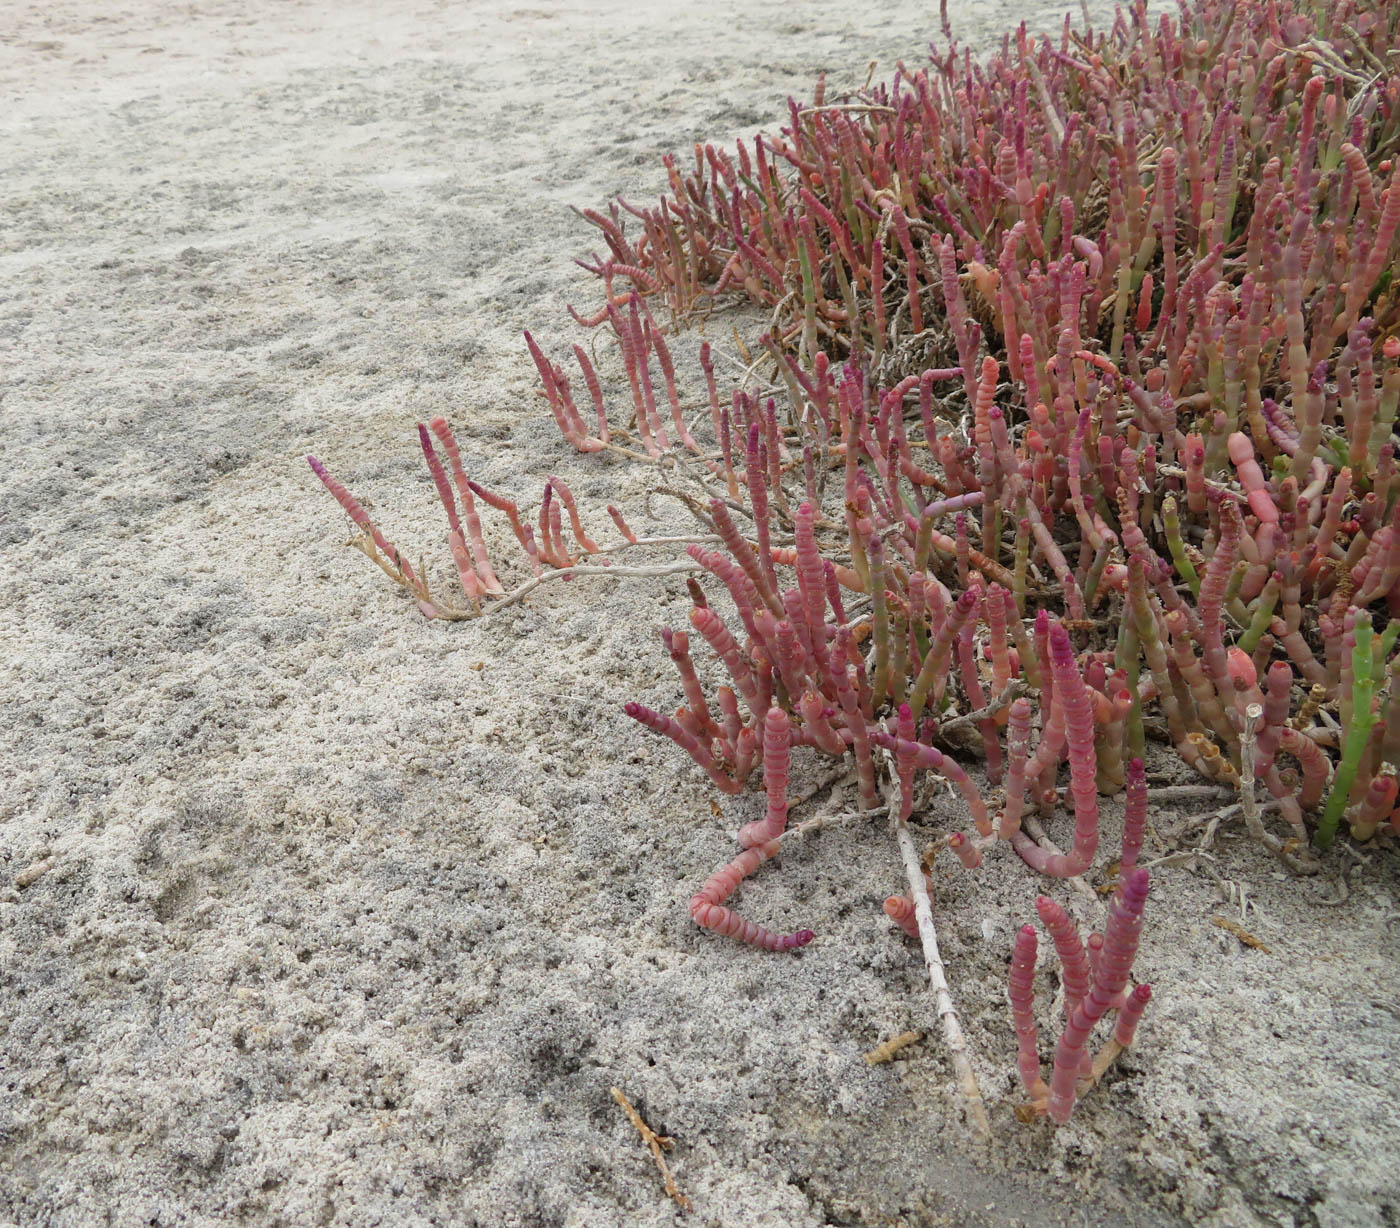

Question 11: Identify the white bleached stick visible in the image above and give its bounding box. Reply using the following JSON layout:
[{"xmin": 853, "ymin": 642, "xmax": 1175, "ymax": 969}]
[{"xmin": 879, "ymin": 749, "xmax": 989, "ymax": 1135}]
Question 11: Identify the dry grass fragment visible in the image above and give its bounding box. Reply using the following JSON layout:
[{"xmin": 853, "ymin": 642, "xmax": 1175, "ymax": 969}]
[
  {"xmin": 863, "ymin": 1030, "xmax": 923, "ymax": 1065},
  {"xmin": 610, "ymin": 1086, "xmax": 691, "ymax": 1212},
  {"xmin": 1211, "ymin": 916, "xmax": 1272, "ymax": 953}
]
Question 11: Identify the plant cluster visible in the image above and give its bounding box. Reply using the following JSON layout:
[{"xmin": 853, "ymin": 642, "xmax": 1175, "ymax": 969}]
[{"xmin": 309, "ymin": 0, "xmax": 1400, "ymax": 1125}]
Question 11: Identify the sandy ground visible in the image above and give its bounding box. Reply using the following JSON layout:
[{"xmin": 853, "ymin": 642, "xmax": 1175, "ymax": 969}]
[{"xmin": 1, "ymin": 1, "xmax": 1398, "ymax": 1225}]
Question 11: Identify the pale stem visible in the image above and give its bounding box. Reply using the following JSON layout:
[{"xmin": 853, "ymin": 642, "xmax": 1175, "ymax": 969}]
[
  {"xmin": 487, "ymin": 561, "xmax": 703, "ymax": 612},
  {"xmin": 1018, "ymin": 814, "xmax": 1100, "ymax": 906},
  {"xmin": 414, "ymin": 533, "xmax": 722, "ymax": 620},
  {"xmin": 879, "ymin": 749, "xmax": 990, "ymax": 1135},
  {"xmin": 937, "ymin": 679, "xmax": 1030, "ymax": 737}
]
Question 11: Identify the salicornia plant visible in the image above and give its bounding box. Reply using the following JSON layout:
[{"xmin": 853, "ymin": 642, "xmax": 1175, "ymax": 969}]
[{"xmin": 310, "ymin": 0, "xmax": 1400, "ymax": 1126}]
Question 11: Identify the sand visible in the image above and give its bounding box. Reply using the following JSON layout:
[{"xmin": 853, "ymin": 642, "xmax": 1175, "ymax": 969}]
[{"xmin": 2, "ymin": 1, "xmax": 1397, "ymax": 1225}]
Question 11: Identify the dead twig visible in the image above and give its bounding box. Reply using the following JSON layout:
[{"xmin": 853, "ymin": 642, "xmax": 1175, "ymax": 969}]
[
  {"xmin": 1211, "ymin": 915, "xmax": 1271, "ymax": 952},
  {"xmin": 879, "ymin": 749, "xmax": 990, "ymax": 1135},
  {"xmin": 1018, "ymin": 814, "xmax": 1101, "ymax": 907},
  {"xmin": 1141, "ymin": 783, "xmax": 1236, "ymax": 802},
  {"xmin": 864, "ymin": 1030, "xmax": 923, "ymax": 1065},
  {"xmin": 487, "ymin": 561, "xmax": 702, "ymax": 613},
  {"xmin": 15, "ymin": 859, "xmax": 53, "ymax": 889},
  {"xmin": 610, "ymin": 1087, "xmax": 691, "ymax": 1212},
  {"xmin": 936, "ymin": 679, "xmax": 1031, "ymax": 737}
]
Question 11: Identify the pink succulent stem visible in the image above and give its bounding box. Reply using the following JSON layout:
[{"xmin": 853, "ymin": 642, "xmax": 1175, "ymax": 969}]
[
  {"xmin": 1113, "ymin": 983, "xmax": 1152, "ymax": 1047},
  {"xmin": 418, "ymin": 423, "xmax": 486, "ymax": 601},
  {"xmin": 1008, "ymin": 923, "xmax": 1046, "ymax": 1099},
  {"xmin": 1034, "ymin": 895, "xmax": 1092, "ymax": 1020},
  {"xmin": 1016, "ymin": 494, "xmax": 1087, "ymax": 619},
  {"xmin": 547, "ymin": 492, "xmax": 572, "ymax": 568},
  {"xmin": 1047, "ymin": 869, "xmax": 1150, "ymax": 1123},
  {"xmin": 869, "ymin": 731, "xmax": 992, "ymax": 837},
  {"xmin": 1348, "ymin": 159, "xmax": 1400, "ymax": 328},
  {"xmin": 1350, "ymin": 769, "xmax": 1399, "ymax": 841},
  {"xmin": 1014, "ymin": 622, "xmax": 1100, "ymax": 877},
  {"xmin": 746, "ymin": 422, "xmax": 782, "ymax": 597},
  {"xmin": 793, "ymin": 502, "xmax": 834, "ymax": 682},
  {"xmin": 624, "ymin": 702, "xmax": 743, "ymax": 795},
  {"xmin": 1121, "ymin": 757, "xmax": 1148, "ymax": 872},
  {"xmin": 1085, "ymin": 932, "xmax": 1103, "ymax": 984},
  {"xmin": 687, "ymin": 545, "xmax": 763, "ymax": 644},
  {"xmin": 1183, "ymin": 434, "xmax": 1207, "ymax": 515},
  {"xmin": 445, "ymin": 531, "xmax": 485, "ymax": 606},
  {"xmin": 833, "ymin": 631, "xmax": 879, "ymax": 811},
  {"xmin": 570, "ymin": 345, "xmax": 611, "ymax": 445},
  {"xmin": 891, "ymin": 704, "xmax": 918, "ymax": 822},
  {"xmin": 1198, "ymin": 496, "xmax": 1242, "ymax": 696},
  {"xmin": 884, "ymin": 870, "xmax": 936, "ymax": 940},
  {"xmin": 608, "ymin": 299, "xmax": 661, "ymax": 457},
  {"xmin": 884, "ymin": 893, "xmax": 921, "ymax": 939},
  {"xmin": 425, "ymin": 419, "xmax": 504, "ymax": 595},
  {"xmin": 708, "ymin": 498, "xmax": 784, "ymax": 618},
  {"xmin": 536, "ymin": 484, "xmax": 565, "ymax": 568},
  {"xmin": 907, "ymin": 586, "xmax": 978, "ymax": 723},
  {"xmin": 956, "ymin": 616, "xmax": 1003, "ymax": 785},
  {"xmin": 466, "ymin": 479, "xmax": 541, "ymax": 576},
  {"xmin": 548, "ymin": 476, "xmax": 601, "ymax": 554},
  {"xmin": 645, "ymin": 315, "xmax": 702, "ymax": 453},
  {"xmin": 662, "ymin": 628, "xmax": 716, "ymax": 738},
  {"xmin": 417, "ymin": 423, "xmax": 462, "ymax": 539},
  {"xmin": 738, "ymin": 708, "xmax": 792, "ymax": 847},
  {"xmin": 627, "ymin": 295, "xmax": 672, "ymax": 452},
  {"xmin": 755, "ymin": 610, "xmax": 807, "ymax": 704},
  {"xmin": 689, "ymin": 604, "xmax": 763, "ymax": 721},
  {"xmin": 947, "ymin": 831, "xmax": 982, "ymax": 869},
  {"xmin": 307, "ymin": 455, "xmax": 421, "ymax": 590},
  {"xmin": 690, "ymin": 840, "xmax": 814, "ymax": 952},
  {"xmin": 1273, "ymin": 727, "xmax": 1331, "ymax": 809},
  {"xmin": 524, "ymin": 330, "xmax": 602, "ymax": 451},
  {"xmin": 607, "ymin": 505, "xmax": 638, "ymax": 543},
  {"xmin": 984, "ymin": 583, "xmax": 1014, "ymax": 697},
  {"xmin": 797, "ymin": 690, "xmax": 846, "ymax": 755},
  {"xmin": 1227, "ymin": 431, "xmax": 1279, "ymax": 524},
  {"xmin": 999, "ymin": 697, "xmax": 1033, "ymax": 839}
]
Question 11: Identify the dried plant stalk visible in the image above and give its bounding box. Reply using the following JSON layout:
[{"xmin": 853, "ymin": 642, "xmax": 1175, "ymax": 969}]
[{"xmin": 610, "ymin": 1087, "xmax": 692, "ymax": 1212}]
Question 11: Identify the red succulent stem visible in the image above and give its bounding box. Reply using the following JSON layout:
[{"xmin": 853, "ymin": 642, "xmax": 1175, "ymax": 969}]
[
  {"xmin": 690, "ymin": 840, "xmax": 814, "ymax": 952},
  {"xmin": 1047, "ymin": 869, "xmax": 1150, "ymax": 1123},
  {"xmin": 1008, "ymin": 923, "xmax": 1046, "ymax": 1099}
]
